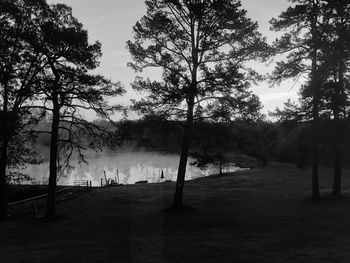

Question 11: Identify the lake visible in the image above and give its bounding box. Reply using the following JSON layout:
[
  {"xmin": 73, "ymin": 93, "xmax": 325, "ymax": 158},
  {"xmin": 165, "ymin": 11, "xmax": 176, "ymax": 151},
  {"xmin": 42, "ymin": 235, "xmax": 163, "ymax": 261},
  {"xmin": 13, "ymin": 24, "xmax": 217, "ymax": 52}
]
[{"xmin": 23, "ymin": 151, "xmax": 240, "ymax": 186}]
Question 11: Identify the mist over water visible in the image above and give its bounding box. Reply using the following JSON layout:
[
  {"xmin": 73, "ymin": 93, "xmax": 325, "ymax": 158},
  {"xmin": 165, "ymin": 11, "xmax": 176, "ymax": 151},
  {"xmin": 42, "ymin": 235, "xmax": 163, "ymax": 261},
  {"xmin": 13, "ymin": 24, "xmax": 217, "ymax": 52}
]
[{"xmin": 23, "ymin": 151, "xmax": 240, "ymax": 186}]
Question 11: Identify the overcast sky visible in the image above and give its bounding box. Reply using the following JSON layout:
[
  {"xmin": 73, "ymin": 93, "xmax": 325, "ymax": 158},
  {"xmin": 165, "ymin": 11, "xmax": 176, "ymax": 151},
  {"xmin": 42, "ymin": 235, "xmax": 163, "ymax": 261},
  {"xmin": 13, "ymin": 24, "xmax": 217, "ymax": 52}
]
[{"xmin": 46, "ymin": 0, "xmax": 299, "ymax": 120}]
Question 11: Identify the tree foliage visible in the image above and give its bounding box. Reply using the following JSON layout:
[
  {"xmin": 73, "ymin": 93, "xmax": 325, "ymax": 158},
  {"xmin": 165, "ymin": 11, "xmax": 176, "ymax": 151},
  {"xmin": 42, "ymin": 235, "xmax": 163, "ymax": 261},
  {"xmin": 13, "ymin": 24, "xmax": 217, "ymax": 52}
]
[
  {"xmin": 270, "ymin": 0, "xmax": 350, "ymax": 198},
  {"xmin": 128, "ymin": 0, "xmax": 267, "ymax": 208},
  {"xmin": 26, "ymin": 3, "xmax": 124, "ymax": 218},
  {"xmin": 128, "ymin": 0, "xmax": 266, "ymax": 122},
  {"xmin": 0, "ymin": 0, "xmax": 124, "ymax": 218},
  {"xmin": 0, "ymin": 0, "xmax": 49, "ymax": 218}
]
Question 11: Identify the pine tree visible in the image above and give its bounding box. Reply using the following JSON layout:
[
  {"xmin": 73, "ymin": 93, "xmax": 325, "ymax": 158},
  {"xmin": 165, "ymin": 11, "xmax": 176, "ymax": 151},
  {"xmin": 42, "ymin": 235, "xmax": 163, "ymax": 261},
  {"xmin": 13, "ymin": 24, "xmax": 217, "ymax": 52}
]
[
  {"xmin": 270, "ymin": 0, "xmax": 327, "ymax": 200},
  {"xmin": 0, "ymin": 0, "xmax": 48, "ymax": 218},
  {"xmin": 128, "ymin": 0, "xmax": 266, "ymax": 209},
  {"xmin": 34, "ymin": 4, "xmax": 124, "ymax": 218}
]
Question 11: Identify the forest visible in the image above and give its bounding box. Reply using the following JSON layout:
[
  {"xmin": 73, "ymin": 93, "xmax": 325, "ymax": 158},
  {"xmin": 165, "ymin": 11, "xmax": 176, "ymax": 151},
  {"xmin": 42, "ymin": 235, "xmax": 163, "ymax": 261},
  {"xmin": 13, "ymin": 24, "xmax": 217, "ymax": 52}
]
[{"xmin": 1, "ymin": 0, "xmax": 350, "ymax": 261}]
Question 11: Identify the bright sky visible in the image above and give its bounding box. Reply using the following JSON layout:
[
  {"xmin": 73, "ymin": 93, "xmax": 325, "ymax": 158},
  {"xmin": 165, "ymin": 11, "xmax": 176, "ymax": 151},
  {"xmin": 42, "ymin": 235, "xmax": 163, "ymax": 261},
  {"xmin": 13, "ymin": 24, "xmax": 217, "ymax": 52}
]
[{"xmin": 47, "ymin": 0, "xmax": 300, "ymax": 120}]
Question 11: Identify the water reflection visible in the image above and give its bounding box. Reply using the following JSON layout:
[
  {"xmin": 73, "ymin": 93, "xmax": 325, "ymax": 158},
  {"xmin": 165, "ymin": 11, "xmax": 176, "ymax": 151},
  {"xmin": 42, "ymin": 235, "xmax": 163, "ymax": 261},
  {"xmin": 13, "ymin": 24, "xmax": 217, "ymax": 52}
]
[{"xmin": 24, "ymin": 151, "xmax": 240, "ymax": 186}]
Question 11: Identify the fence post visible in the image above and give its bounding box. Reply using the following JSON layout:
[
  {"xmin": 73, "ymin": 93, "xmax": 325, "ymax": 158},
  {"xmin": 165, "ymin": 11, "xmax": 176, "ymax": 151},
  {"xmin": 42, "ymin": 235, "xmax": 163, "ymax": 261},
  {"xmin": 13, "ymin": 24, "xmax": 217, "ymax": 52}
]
[{"xmin": 101, "ymin": 178, "xmax": 103, "ymax": 188}]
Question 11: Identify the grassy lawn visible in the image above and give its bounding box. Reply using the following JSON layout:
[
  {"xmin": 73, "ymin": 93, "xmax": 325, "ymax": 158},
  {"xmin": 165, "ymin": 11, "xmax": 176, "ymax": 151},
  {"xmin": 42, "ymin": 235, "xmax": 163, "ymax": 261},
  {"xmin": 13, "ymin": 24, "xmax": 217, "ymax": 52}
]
[
  {"xmin": 1, "ymin": 163, "xmax": 350, "ymax": 262},
  {"xmin": 7, "ymin": 185, "xmax": 67, "ymax": 203}
]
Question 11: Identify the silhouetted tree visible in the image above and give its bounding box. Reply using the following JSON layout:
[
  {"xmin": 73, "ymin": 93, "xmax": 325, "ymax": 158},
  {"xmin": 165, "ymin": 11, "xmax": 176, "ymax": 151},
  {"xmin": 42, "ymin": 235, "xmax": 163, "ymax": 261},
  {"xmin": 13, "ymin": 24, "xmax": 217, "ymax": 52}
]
[
  {"xmin": 32, "ymin": 4, "xmax": 124, "ymax": 218},
  {"xmin": 127, "ymin": 0, "xmax": 266, "ymax": 209},
  {"xmin": 320, "ymin": 0, "xmax": 350, "ymax": 196},
  {"xmin": 270, "ymin": 0, "xmax": 327, "ymax": 200},
  {"xmin": 271, "ymin": 0, "xmax": 350, "ymax": 198},
  {"xmin": 0, "ymin": 0, "xmax": 48, "ymax": 218},
  {"xmin": 1, "ymin": 1, "xmax": 123, "ymax": 219}
]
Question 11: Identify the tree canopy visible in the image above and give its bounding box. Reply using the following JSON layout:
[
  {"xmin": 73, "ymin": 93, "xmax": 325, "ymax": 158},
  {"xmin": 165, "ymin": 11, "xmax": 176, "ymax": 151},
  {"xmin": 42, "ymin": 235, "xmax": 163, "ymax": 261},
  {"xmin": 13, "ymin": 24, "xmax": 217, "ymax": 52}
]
[
  {"xmin": 128, "ymin": 0, "xmax": 267, "ymax": 208},
  {"xmin": 270, "ymin": 0, "xmax": 350, "ymax": 199},
  {"xmin": 0, "ymin": 0, "xmax": 124, "ymax": 218},
  {"xmin": 128, "ymin": 0, "xmax": 266, "ymax": 122}
]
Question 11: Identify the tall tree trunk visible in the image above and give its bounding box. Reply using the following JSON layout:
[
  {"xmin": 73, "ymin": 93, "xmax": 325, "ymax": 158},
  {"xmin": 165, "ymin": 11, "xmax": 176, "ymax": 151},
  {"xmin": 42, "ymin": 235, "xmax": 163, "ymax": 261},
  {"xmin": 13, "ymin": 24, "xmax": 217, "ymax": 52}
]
[
  {"xmin": 311, "ymin": 109, "xmax": 320, "ymax": 201},
  {"xmin": 46, "ymin": 95, "xmax": 59, "ymax": 218},
  {"xmin": 332, "ymin": 61, "xmax": 344, "ymax": 197},
  {"xmin": 332, "ymin": 114, "xmax": 341, "ymax": 196},
  {"xmin": 311, "ymin": 73, "xmax": 320, "ymax": 201},
  {"xmin": 46, "ymin": 61, "xmax": 60, "ymax": 218},
  {"xmin": 311, "ymin": 73, "xmax": 320, "ymax": 200},
  {"xmin": 311, "ymin": 0, "xmax": 320, "ymax": 201},
  {"xmin": 0, "ymin": 138, "xmax": 9, "ymax": 219},
  {"xmin": 172, "ymin": 97, "xmax": 194, "ymax": 209},
  {"xmin": 0, "ymin": 88, "xmax": 9, "ymax": 218},
  {"xmin": 172, "ymin": 14, "xmax": 198, "ymax": 209}
]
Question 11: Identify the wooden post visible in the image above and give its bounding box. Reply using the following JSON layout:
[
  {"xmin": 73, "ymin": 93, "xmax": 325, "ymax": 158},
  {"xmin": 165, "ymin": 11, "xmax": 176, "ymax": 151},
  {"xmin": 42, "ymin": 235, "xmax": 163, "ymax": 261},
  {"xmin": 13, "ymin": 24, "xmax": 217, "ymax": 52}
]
[{"xmin": 101, "ymin": 178, "xmax": 103, "ymax": 187}]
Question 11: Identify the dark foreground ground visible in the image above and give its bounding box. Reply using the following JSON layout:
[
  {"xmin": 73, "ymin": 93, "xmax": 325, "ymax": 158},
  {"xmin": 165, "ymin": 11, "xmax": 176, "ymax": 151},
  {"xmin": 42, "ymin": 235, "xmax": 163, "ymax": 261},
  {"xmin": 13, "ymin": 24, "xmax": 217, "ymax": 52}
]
[{"xmin": 1, "ymin": 163, "xmax": 350, "ymax": 262}]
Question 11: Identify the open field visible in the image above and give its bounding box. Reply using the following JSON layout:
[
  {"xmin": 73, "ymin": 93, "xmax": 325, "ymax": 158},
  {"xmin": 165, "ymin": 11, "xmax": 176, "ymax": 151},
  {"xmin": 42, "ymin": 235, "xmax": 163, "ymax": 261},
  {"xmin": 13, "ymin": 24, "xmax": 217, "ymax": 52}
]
[{"xmin": 1, "ymin": 163, "xmax": 350, "ymax": 262}]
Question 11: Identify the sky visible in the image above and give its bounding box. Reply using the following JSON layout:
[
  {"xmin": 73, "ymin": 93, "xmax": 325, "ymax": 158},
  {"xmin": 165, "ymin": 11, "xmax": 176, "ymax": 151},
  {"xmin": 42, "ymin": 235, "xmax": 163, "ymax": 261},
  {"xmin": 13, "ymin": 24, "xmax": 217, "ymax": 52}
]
[{"xmin": 46, "ymin": 0, "xmax": 299, "ymax": 120}]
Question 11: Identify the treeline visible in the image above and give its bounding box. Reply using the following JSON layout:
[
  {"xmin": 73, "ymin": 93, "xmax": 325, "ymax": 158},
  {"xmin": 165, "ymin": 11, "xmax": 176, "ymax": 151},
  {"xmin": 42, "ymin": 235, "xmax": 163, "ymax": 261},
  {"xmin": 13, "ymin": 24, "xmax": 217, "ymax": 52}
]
[
  {"xmin": 110, "ymin": 120, "xmax": 350, "ymax": 169},
  {"xmin": 35, "ymin": 118, "xmax": 350, "ymax": 170},
  {"xmin": 274, "ymin": 121, "xmax": 350, "ymax": 169},
  {"xmin": 114, "ymin": 120, "xmax": 279, "ymax": 167},
  {"xmin": 69, "ymin": 119, "xmax": 279, "ymax": 167},
  {"xmin": 36, "ymin": 118, "xmax": 278, "ymax": 165},
  {"xmin": 27, "ymin": 116, "xmax": 350, "ymax": 173}
]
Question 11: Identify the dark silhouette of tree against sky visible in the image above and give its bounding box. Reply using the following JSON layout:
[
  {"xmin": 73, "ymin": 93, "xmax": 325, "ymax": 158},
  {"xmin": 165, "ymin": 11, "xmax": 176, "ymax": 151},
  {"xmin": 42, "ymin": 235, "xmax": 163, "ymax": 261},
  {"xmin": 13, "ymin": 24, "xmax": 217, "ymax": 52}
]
[
  {"xmin": 270, "ymin": 0, "xmax": 328, "ymax": 200},
  {"xmin": 320, "ymin": 0, "xmax": 350, "ymax": 197},
  {"xmin": 0, "ymin": 0, "xmax": 48, "ymax": 218},
  {"xmin": 33, "ymin": 4, "xmax": 124, "ymax": 218},
  {"xmin": 127, "ymin": 0, "xmax": 267, "ymax": 209},
  {"xmin": 270, "ymin": 0, "xmax": 350, "ymax": 199}
]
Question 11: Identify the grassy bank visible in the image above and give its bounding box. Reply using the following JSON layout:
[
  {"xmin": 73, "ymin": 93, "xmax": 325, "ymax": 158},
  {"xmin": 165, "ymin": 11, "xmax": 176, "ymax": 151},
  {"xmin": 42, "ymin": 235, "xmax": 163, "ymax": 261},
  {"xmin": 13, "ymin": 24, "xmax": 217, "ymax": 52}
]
[
  {"xmin": 7, "ymin": 185, "xmax": 67, "ymax": 203},
  {"xmin": 1, "ymin": 164, "xmax": 350, "ymax": 262}
]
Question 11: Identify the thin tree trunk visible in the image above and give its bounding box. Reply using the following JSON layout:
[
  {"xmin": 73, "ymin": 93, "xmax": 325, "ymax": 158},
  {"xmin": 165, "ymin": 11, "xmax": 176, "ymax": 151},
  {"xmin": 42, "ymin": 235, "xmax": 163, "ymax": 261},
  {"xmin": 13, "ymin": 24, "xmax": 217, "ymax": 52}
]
[
  {"xmin": 332, "ymin": 61, "xmax": 344, "ymax": 197},
  {"xmin": 0, "ymin": 139, "xmax": 9, "ymax": 218},
  {"xmin": 311, "ymin": 78, "xmax": 320, "ymax": 200},
  {"xmin": 46, "ymin": 96, "xmax": 59, "ymax": 218},
  {"xmin": 46, "ymin": 61, "xmax": 60, "ymax": 218},
  {"xmin": 311, "ymin": 115, "xmax": 320, "ymax": 201},
  {"xmin": 332, "ymin": 102, "xmax": 341, "ymax": 196},
  {"xmin": 311, "ymin": 0, "xmax": 320, "ymax": 201},
  {"xmin": 311, "ymin": 76, "xmax": 320, "ymax": 201},
  {"xmin": 172, "ymin": 97, "xmax": 194, "ymax": 209},
  {"xmin": 332, "ymin": 117, "xmax": 341, "ymax": 196},
  {"xmin": 0, "ymin": 88, "xmax": 9, "ymax": 218},
  {"xmin": 172, "ymin": 13, "xmax": 198, "ymax": 209}
]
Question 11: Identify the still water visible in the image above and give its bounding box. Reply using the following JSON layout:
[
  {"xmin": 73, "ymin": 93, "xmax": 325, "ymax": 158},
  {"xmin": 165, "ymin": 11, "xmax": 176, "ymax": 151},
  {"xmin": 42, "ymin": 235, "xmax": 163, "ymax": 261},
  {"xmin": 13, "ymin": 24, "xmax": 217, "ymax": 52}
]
[{"xmin": 24, "ymin": 151, "xmax": 240, "ymax": 186}]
